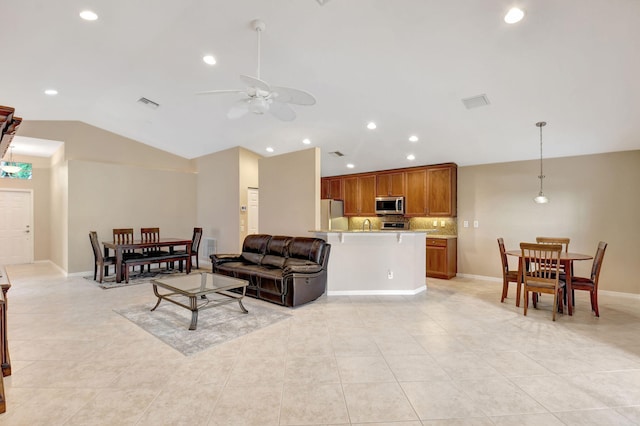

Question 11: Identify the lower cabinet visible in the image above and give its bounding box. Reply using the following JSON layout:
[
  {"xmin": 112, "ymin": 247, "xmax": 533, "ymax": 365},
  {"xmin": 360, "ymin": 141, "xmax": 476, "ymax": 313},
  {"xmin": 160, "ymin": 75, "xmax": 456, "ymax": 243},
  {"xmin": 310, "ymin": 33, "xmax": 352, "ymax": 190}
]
[{"xmin": 426, "ymin": 237, "xmax": 457, "ymax": 279}]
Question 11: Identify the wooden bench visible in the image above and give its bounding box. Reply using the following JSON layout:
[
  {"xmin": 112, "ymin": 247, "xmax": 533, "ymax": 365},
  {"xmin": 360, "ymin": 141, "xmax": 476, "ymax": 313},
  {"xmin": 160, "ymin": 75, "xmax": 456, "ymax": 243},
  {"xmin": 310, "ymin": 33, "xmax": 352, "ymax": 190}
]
[{"xmin": 123, "ymin": 253, "xmax": 192, "ymax": 283}]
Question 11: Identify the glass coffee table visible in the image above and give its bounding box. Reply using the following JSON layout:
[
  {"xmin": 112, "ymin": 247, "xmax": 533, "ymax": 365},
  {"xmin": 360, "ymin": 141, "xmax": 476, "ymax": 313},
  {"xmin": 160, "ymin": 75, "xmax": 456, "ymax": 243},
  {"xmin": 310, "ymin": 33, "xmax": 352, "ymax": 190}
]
[{"xmin": 151, "ymin": 272, "xmax": 248, "ymax": 330}]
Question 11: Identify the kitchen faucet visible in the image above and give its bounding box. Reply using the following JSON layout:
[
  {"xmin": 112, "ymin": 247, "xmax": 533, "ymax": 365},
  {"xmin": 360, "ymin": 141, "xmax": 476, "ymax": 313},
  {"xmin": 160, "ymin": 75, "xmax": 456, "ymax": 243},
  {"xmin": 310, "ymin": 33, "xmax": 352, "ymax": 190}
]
[{"xmin": 362, "ymin": 218, "xmax": 372, "ymax": 231}]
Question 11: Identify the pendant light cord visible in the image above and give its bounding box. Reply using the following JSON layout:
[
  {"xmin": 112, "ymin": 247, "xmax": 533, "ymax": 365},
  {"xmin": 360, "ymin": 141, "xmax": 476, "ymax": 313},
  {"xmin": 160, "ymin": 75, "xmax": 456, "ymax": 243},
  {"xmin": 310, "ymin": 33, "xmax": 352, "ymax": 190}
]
[{"xmin": 537, "ymin": 121, "xmax": 546, "ymax": 191}]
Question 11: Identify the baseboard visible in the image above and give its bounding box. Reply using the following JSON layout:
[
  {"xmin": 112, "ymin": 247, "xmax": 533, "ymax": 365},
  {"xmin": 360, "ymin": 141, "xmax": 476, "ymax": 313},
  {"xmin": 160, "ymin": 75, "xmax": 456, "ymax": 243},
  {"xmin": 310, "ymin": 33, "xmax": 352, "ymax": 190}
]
[
  {"xmin": 456, "ymin": 273, "xmax": 501, "ymax": 282},
  {"xmin": 599, "ymin": 290, "xmax": 640, "ymax": 300},
  {"xmin": 328, "ymin": 285, "xmax": 427, "ymax": 296}
]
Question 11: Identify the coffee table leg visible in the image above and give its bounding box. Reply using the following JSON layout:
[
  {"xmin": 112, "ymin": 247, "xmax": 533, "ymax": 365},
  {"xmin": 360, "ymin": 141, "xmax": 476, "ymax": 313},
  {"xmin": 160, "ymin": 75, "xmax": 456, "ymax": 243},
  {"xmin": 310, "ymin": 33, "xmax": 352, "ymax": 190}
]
[
  {"xmin": 151, "ymin": 285, "xmax": 162, "ymax": 311},
  {"xmin": 189, "ymin": 296, "xmax": 198, "ymax": 330},
  {"xmin": 238, "ymin": 299, "xmax": 248, "ymax": 314}
]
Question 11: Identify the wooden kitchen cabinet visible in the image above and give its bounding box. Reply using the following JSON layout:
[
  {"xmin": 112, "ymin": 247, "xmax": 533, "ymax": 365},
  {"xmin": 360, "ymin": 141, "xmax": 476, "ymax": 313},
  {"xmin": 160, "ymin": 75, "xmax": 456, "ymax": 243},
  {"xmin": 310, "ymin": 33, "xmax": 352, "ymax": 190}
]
[
  {"xmin": 376, "ymin": 172, "xmax": 404, "ymax": 196},
  {"xmin": 321, "ymin": 177, "xmax": 343, "ymax": 200},
  {"xmin": 426, "ymin": 237, "xmax": 457, "ymax": 279},
  {"xmin": 427, "ymin": 165, "xmax": 457, "ymax": 217},
  {"xmin": 404, "ymin": 168, "xmax": 428, "ymax": 216},
  {"xmin": 343, "ymin": 174, "xmax": 376, "ymax": 216}
]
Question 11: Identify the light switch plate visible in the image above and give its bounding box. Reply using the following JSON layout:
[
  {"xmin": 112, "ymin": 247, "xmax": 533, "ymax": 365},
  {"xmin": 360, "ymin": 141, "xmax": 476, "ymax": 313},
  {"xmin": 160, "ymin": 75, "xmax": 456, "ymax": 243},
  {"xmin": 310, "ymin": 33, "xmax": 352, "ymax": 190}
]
[
  {"xmin": 433, "ymin": 220, "xmax": 438, "ymax": 226},
  {"xmin": 463, "ymin": 220, "xmax": 469, "ymax": 228},
  {"xmin": 440, "ymin": 220, "xmax": 445, "ymax": 227},
  {"xmin": 473, "ymin": 220, "xmax": 479, "ymax": 228}
]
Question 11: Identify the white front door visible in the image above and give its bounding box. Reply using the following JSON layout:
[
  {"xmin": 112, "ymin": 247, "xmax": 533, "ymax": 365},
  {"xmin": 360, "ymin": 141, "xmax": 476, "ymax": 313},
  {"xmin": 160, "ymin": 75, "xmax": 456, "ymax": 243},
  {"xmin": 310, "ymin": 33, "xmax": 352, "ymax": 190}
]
[
  {"xmin": 0, "ymin": 189, "xmax": 34, "ymax": 265},
  {"xmin": 247, "ymin": 188, "xmax": 259, "ymax": 235}
]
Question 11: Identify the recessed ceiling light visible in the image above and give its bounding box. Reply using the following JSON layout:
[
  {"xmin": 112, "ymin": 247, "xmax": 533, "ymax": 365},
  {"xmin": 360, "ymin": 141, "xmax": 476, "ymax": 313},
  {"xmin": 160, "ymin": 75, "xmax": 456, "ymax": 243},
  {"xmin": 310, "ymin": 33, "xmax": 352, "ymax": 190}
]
[
  {"xmin": 367, "ymin": 122, "xmax": 377, "ymax": 130},
  {"xmin": 409, "ymin": 135, "xmax": 419, "ymax": 142},
  {"xmin": 266, "ymin": 147, "xmax": 274, "ymax": 153},
  {"xmin": 504, "ymin": 7, "xmax": 524, "ymax": 24},
  {"xmin": 406, "ymin": 154, "xmax": 416, "ymax": 161},
  {"xmin": 79, "ymin": 10, "xmax": 98, "ymax": 21},
  {"xmin": 44, "ymin": 89, "xmax": 58, "ymax": 96},
  {"xmin": 302, "ymin": 138, "xmax": 311, "ymax": 145},
  {"xmin": 346, "ymin": 163, "xmax": 355, "ymax": 169},
  {"xmin": 202, "ymin": 55, "xmax": 216, "ymax": 65}
]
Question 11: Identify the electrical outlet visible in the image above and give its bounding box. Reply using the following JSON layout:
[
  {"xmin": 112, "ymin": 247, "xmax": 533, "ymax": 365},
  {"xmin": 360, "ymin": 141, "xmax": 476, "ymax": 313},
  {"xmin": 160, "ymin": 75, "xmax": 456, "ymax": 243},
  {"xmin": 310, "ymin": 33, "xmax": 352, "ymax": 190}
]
[
  {"xmin": 473, "ymin": 220, "xmax": 479, "ymax": 228},
  {"xmin": 432, "ymin": 220, "xmax": 438, "ymax": 226},
  {"xmin": 440, "ymin": 220, "xmax": 445, "ymax": 227},
  {"xmin": 463, "ymin": 220, "xmax": 469, "ymax": 228},
  {"xmin": 387, "ymin": 269, "xmax": 393, "ymax": 279}
]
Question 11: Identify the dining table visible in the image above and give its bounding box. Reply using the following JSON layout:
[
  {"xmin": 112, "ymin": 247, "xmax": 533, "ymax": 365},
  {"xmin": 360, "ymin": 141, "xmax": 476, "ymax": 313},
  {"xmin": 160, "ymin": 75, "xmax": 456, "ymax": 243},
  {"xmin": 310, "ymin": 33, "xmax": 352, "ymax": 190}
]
[
  {"xmin": 506, "ymin": 249, "xmax": 593, "ymax": 315},
  {"xmin": 102, "ymin": 237, "xmax": 193, "ymax": 283}
]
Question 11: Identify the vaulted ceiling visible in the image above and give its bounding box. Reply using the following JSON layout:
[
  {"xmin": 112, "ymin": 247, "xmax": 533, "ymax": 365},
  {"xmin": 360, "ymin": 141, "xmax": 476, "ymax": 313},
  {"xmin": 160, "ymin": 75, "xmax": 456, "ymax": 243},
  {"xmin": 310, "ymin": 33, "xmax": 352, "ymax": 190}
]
[{"xmin": 3, "ymin": 0, "xmax": 639, "ymax": 176}]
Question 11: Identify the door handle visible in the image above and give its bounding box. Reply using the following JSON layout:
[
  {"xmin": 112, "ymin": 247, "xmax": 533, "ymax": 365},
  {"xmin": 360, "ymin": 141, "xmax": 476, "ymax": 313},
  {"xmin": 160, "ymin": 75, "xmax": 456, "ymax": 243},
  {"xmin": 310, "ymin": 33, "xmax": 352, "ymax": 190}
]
[{"xmin": 25, "ymin": 230, "xmax": 30, "ymax": 233}]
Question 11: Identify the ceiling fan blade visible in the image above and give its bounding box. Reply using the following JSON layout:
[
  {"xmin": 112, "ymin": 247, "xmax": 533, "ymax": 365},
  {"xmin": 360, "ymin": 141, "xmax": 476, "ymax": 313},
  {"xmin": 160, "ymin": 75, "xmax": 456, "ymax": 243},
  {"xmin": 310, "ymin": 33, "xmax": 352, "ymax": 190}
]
[
  {"xmin": 239, "ymin": 75, "xmax": 271, "ymax": 92},
  {"xmin": 227, "ymin": 100, "xmax": 250, "ymax": 119},
  {"xmin": 271, "ymin": 86, "xmax": 316, "ymax": 105},
  {"xmin": 269, "ymin": 101, "xmax": 296, "ymax": 121},
  {"xmin": 196, "ymin": 89, "xmax": 244, "ymax": 96}
]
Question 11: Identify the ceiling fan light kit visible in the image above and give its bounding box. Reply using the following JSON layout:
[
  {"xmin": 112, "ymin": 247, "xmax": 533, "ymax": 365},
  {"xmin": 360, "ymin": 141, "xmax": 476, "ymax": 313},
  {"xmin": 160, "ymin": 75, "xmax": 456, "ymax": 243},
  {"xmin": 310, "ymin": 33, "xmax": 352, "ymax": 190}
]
[{"xmin": 198, "ymin": 19, "xmax": 316, "ymax": 122}]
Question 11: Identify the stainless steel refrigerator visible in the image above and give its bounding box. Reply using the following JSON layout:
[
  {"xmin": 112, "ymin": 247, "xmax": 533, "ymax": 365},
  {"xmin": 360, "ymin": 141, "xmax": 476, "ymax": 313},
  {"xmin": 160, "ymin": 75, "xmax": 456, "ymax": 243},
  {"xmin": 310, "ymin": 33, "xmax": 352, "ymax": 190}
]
[{"xmin": 320, "ymin": 199, "xmax": 348, "ymax": 231}]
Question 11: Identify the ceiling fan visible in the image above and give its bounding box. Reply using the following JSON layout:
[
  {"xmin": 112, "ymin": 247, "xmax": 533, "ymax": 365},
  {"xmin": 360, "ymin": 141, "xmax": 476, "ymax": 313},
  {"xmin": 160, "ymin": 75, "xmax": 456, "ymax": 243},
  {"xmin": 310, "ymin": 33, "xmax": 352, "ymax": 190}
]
[{"xmin": 198, "ymin": 19, "xmax": 316, "ymax": 121}]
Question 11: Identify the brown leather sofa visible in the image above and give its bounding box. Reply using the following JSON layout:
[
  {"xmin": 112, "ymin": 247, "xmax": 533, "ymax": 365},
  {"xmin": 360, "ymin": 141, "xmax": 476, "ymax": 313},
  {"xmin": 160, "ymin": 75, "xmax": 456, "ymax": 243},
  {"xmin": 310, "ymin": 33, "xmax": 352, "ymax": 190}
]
[{"xmin": 210, "ymin": 234, "xmax": 331, "ymax": 307}]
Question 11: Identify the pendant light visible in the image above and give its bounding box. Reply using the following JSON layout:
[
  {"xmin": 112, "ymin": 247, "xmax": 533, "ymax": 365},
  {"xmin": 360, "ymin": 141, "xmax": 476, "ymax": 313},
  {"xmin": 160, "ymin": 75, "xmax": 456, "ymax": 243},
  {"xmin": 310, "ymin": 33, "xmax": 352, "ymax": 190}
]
[
  {"xmin": 1, "ymin": 146, "xmax": 22, "ymax": 175},
  {"xmin": 533, "ymin": 121, "xmax": 549, "ymax": 204}
]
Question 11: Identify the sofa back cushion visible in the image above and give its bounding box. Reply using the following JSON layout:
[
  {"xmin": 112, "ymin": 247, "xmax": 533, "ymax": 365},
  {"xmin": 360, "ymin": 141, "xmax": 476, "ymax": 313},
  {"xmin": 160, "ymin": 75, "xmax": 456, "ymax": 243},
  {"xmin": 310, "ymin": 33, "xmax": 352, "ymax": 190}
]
[
  {"xmin": 241, "ymin": 234, "xmax": 271, "ymax": 264},
  {"xmin": 261, "ymin": 236, "xmax": 292, "ymax": 268},
  {"xmin": 287, "ymin": 237, "xmax": 326, "ymax": 264}
]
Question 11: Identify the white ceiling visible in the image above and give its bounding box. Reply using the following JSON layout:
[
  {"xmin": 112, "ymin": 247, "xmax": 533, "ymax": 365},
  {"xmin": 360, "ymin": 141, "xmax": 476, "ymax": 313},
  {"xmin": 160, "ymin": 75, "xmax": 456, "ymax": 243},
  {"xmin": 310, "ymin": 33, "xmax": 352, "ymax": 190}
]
[{"xmin": 2, "ymin": 0, "xmax": 639, "ymax": 176}]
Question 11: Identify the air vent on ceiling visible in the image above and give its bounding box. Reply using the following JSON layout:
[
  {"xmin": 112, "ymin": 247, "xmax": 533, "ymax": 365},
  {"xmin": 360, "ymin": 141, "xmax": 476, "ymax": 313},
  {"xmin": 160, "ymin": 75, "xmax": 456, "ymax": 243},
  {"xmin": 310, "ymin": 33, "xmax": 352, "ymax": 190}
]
[
  {"xmin": 462, "ymin": 94, "xmax": 490, "ymax": 109},
  {"xmin": 329, "ymin": 151, "xmax": 345, "ymax": 157},
  {"xmin": 137, "ymin": 97, "xmax": 160, "ymax": 109},
  {"xmin": 316, "ymin": 0, "xmax": 332, "ymax": 5}
]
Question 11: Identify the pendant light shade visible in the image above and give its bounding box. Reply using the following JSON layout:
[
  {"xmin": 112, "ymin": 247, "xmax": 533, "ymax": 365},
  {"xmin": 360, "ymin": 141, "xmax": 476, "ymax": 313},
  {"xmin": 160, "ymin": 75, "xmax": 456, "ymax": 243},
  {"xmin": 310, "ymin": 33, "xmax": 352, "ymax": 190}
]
[
  {"xmin": 533, "ymin": 121, "xmax": 549, "ymax": 204},
  {"xmin": 1, "ymin": 146, "xmax": 22, "ymax": 174}
]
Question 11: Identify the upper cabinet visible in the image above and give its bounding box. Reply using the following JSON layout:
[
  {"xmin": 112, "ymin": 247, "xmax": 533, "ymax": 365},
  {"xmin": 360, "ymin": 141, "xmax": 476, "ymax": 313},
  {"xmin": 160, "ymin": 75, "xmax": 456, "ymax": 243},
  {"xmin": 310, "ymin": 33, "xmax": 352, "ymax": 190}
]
[
  {"xmin": 376, "ymin": 172, "xmax": 405, "ymax": 196},
  {"xmin": 321, "ymin": 177, "xmax": 343, "ymax": 200},
  {"xmin": 343, "ymin": 174, "xmax": 376, "ymax": 216},
  {"xmin": 404, "ymin": 168, "xmax": 428, "ymax": 216},
  {"xmin": 426, "ymin": 165, "xmax": 457, "ymax": 217},
  {"xmin": 322, "ymin": 162, "xmax": 457, "ymax": 217}
]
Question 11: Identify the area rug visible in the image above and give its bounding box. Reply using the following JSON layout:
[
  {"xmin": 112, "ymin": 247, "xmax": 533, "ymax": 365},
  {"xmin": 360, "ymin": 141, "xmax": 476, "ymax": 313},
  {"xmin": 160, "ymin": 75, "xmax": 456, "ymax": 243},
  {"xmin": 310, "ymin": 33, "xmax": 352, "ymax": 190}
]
[
  {"xmin": 86, "ymin": 268, "xmax": 209, "ymax": 289},
  {"xmin": 114, "ymin": 300, "xmax": 291, "ymax": 356}
]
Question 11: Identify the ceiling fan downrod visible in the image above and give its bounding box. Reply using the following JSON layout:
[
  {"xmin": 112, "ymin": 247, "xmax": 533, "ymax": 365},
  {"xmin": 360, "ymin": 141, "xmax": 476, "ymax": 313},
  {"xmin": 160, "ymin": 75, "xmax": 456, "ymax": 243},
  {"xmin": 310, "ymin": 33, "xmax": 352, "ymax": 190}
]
[{"xmin": 252, "ymin": 19, "xmax": 266, "ymax": 80}]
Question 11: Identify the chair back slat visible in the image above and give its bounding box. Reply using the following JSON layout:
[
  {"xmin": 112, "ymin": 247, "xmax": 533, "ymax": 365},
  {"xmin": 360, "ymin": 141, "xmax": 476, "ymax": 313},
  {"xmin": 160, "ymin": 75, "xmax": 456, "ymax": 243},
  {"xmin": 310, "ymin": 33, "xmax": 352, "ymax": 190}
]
[
  {"xmin": 536, "ymin": 237, "xmax": 570, "ymax": 252},
  {"xmin": 591, "ymin": 241, "xmax": 608, "ymax": 282},
  {"xmin": 520, "ymin": 242, "xmax": 562, "ymax": 284},
  {"xmin": 192, "ymin": 227, "xmax": 203, "ymax": 253},
  {"xmin": 113, "ymin": 228, "xmax": 135, "ymax": 244},
  {"xmin": 140, "ymin": 227, "xmax": 161, "ymax": 243},
  {"xmin": 89, "ymin": 231, "xmax": 103, "ymax": 262}
]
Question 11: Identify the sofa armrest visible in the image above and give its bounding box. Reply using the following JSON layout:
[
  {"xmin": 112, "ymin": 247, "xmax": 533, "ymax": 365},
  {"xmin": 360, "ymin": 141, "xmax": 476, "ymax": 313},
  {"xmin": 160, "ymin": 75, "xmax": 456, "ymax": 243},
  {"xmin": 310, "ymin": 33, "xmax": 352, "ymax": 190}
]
[
  {"xmin": 210, "ymin": 254, "xmax": 242, "ymax": 265},
  {"xmin": 283, "ymin": 263, "xmax": 323, "ymax": 275}
]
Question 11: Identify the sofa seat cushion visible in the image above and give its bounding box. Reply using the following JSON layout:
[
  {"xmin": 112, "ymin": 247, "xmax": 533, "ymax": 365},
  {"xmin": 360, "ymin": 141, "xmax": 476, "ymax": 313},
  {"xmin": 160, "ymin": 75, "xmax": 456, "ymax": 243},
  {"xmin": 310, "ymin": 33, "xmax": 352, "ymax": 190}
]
[{"xmin": 217, "ymin": 262, "xmax": 265, "ymax": 276}]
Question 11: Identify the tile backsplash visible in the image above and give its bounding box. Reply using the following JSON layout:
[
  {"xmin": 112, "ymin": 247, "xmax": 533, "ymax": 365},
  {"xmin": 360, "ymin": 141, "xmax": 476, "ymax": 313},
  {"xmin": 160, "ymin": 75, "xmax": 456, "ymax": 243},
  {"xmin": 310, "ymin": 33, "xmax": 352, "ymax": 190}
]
[{"xmin": 348, "ymin": 217, "xmax": 457, "ymax": 235}]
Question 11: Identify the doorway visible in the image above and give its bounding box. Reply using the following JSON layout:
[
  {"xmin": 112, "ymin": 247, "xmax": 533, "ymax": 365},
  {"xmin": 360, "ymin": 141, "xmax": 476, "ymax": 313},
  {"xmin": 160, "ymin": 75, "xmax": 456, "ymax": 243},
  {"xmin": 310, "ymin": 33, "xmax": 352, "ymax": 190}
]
[
  {"xmin": 0, "ymin": 189, "xmax": 34, "ymax": 265},
  {"xmin": 247, "ymin": 188, "xmax": 259, "ymax": 235}
]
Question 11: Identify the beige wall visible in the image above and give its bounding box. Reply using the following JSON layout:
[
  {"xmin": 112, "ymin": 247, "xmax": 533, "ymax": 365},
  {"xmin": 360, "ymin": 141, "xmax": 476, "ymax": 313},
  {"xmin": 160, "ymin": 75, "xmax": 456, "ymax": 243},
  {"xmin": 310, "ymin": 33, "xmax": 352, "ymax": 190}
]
[
  {"xmin": 17, "ymin": 120, "xmax": 198, "ymax": 273},
  {"xmin": 68, "ymin": 160, "xmax": 196, "ymax": 272},
  {"xmin": 457, "ymin": 150, "xmax": 640, "ymax": 294},
  {"xmin": 259, "ymin": 147, "xmax": 320, "ymax": 236}
]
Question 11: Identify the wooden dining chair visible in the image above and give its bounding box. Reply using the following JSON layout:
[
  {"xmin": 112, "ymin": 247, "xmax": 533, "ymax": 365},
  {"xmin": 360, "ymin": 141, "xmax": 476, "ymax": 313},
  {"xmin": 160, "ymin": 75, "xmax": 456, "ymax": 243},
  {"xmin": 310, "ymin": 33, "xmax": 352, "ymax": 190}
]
[
  {"xmin": 497, "ymin": 238, "xmax": 520, "ymax": 305},
  {"xmin": 140, "ymin": 227, "xmax": 169, "ymax": 270},
  {"xmin": 172, "ymin": 227, "xmax": 203, "ymax": 270},
  {"xmin": 520, "ymin": 242, "xmax": 565, "ymax": 321},
  {"xmin": 113, "ymin": 228, "xmax": 145, "ymax": 275},
  {"xmin": 571, "ymin": 241, "xmax": 607, "ymax": 317},
  {"xmin": 89, "ymin": 231, "xmax": 116, "ymax": 283},
  {"xmin": 536, "ymin": 236, "xmax": 572, "ymax": 303}
]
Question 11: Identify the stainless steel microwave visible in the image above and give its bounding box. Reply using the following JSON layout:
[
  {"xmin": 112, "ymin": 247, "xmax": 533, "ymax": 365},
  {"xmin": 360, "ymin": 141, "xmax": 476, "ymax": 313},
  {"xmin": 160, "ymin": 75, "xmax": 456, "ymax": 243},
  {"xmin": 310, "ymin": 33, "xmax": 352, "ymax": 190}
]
[{"xmin": 375, "ymin": 196, "xmax": 405, "ymax": 215}]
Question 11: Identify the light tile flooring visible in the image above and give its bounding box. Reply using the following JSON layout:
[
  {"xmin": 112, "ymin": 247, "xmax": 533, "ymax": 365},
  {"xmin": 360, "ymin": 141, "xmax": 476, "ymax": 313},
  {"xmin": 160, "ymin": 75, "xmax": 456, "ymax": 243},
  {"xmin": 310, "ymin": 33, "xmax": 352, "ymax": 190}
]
[{"xmin": 1, "ymin": 262, "xmax": 640, "ymax": 425}]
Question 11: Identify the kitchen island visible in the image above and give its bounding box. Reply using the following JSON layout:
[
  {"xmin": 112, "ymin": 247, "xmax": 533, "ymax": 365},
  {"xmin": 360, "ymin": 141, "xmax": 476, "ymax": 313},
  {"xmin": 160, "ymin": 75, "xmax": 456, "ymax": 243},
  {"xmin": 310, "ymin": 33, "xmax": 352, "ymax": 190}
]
[{"xmin": 313, "ymin": 230, "xmax": 428, "ymax": 295}]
